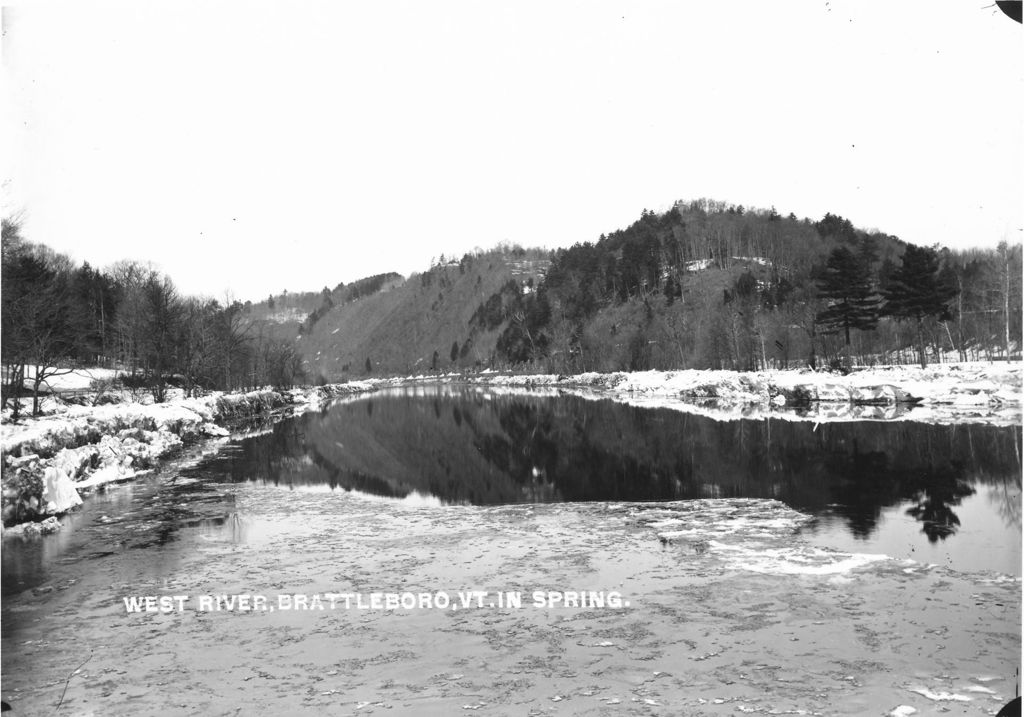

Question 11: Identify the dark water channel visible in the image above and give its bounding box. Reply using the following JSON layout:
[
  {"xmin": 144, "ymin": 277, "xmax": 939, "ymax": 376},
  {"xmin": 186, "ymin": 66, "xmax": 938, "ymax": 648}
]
[{"xmin": 3, "ymin": 385, "xmax": 1022, "ymax": 600}]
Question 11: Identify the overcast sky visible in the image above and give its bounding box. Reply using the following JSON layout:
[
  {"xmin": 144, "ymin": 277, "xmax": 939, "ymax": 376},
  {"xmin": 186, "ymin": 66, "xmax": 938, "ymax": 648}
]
[{"xmin": 2, "ymin": 1, "xmax": 1021, "ymax": 302}]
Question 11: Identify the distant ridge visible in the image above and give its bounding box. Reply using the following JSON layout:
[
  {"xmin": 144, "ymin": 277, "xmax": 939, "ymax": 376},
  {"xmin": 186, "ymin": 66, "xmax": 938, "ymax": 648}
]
[{"xmin": 240, "ymin": 200, "xmax": 1021, "ymax": 379}]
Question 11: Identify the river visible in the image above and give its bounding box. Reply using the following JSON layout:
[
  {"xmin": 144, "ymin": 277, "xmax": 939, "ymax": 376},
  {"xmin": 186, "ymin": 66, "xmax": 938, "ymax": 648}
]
[{"xmin": 2, "ymin": 385, "xmax": 1021, "ymax": 715}]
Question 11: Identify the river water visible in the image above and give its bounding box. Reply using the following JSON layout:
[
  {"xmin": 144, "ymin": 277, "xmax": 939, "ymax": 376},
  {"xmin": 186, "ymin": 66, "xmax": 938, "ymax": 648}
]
[{"xmin": 2, "ymin": 386, "xmax": 1021, "ymax": 715}]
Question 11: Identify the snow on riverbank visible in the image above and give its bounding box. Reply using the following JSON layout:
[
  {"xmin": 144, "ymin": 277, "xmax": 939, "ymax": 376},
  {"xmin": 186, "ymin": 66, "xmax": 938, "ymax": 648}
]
[
  {"xmin": 1, "ymin": 381, "xmax": 381, "ymax": 532},
  {"xmin": 3, "ymin": 362, "xmax": 1020, "ymax": 531},
  {"xmin": 455, "ymin": 362, "xmax": 1023, "ymax": 423}
]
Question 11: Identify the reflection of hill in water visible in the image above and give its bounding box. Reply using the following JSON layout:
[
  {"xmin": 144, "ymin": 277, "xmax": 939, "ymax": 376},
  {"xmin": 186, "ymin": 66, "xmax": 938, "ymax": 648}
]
[{"xmin": 213, "ymin": 387, "xmax": 1022, "ymax": 539}]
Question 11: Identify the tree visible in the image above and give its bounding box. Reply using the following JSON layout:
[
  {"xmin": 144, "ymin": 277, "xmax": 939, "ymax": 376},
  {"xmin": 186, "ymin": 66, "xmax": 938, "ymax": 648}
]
[
  {"xmin": 814, "ymin": 212, "xmax": 858, "ymax": 243},
  {"xmin": 785, "ymin": 284, "xmax": 825, "ymax": 370},
  {"xmin": 215, "ymin": 300, "xmax": 253, "ymax": 391},
  {"xmin": 663, "ymin": 275, "xmax": 678, "ymax": 306},
  {"xmin": 996, "ymin": 241, "xmax": 1022, "ymax": 360},
  {"xmin": 815, "ymin": 246, "xmax": 880, "ymax": 352},
  {"xmin": 1, "ymin": 220, "xmax": 79, "ymax": 416},
  {"xmin": 178, "ymin": 297, "xmax": 221, "ymax": 396},
  {"xmin": 259, "ymin": 338, "xmax": 304, "ymax": 389},
  {"xmin": 106, "ymin": 259, "xmax": 150, "ymax": 374},
  {"xmin": 450, "ymin": 341, "xmax": 459, "ymax": 364},
  {"xmin": 884, "ymin": 245, "xmax": 958, "ymax": 367},
  {"xmin": 70, "ymin": 262, "xmax": 117, "ymax": 364},
  {"xmin": 730, "ymin": 271, "xmax": 760, "ymax": 370},
  {"xmin": 140, "ymin": 272, "xmax": 183, "ymax": 402},
  {"xmin": 365, "ymin": 357, "xmax": 372, "ymax": 374}
]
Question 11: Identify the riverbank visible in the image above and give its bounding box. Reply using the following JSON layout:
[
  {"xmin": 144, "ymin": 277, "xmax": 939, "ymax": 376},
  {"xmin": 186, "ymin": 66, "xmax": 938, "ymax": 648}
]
[
  {"xmin": 3, "ymin": 361, "xmax": 1020, "ymax": 532},
  {"xmin": 1, "ymin": 381, "xmax": 381, "ymax": 533},
  {"xmin": 448, "ymin": 362, "xmax": 1023, "ymax": 425}
]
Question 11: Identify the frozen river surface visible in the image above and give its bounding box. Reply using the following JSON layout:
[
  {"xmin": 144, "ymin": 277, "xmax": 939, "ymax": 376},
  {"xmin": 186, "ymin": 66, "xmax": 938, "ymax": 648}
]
[{"xmin": 2, "ymin": 387, "xmax": 1020, "ymax": 715}]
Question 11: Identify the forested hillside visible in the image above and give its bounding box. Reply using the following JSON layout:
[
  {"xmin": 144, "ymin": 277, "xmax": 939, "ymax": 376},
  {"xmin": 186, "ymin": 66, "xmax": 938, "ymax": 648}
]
[
  {"xmin": 200, "ymin": 201, "xmax": 1024, "ymax": 378},
  {"xmin": 482, "ymin": 200, "xmax": 1022, "ymax": 373},
  {"xmin": 2, "ymin": 198, "xmax": 1021, "ymax": 414},
  {"xmin": 294, "ymin": 249, "xmax": 549, "ymax": 378}
]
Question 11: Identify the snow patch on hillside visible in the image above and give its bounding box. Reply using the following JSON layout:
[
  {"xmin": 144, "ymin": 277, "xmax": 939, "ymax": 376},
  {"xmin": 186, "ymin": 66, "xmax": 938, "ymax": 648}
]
[
  {"xmin": 16, "ymin": 366, "xmax": 121, "ymax": 392},
  {"xmin": 265, "ymin": 308, "xmax": 308, "ymax": 324},
  {"xmin": 732, "ymin": 255, "xmax": 771, "ymax": 266}
]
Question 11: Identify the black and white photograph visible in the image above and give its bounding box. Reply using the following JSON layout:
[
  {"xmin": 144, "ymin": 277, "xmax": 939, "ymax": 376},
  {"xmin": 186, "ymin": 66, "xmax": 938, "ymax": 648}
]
[{"xmin": 1, "ymin": 2, "xmax": 1021, "ymax": 715}]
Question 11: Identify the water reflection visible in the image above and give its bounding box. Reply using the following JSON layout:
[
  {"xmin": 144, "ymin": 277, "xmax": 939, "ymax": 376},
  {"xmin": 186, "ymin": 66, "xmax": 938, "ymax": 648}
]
[
  {"xmin": 198, "ymin": 386, "xmax": 1021, "ymax": 545},
  {"xmin": 2, "ymin": 387, "xmax": 1020, "ymax": 598},
  {"xmin": 903, "ymin": 464, "xmax": 976, "ymax": 542}
]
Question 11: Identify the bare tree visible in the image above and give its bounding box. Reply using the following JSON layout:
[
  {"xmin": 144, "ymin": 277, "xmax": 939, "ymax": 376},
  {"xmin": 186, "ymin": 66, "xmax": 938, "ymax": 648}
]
[
  {"xmin": 2, "ymin": 219, "xmax": 78, "ymax": 416},
  {"xmin": 140, "ymin": 272, "xmax": 182, "ymax": 402},
  {"xmin": 217, "ymin": 301, "xmax": 253, "ymax": 390},
  {"xmin": 106, "ymin": 260, "xmax": 151, "ymax": 374},
  {"xmin": 996, "ymin": 241, "xmax": 1022, "ymax": 360},
  {"xmin": 178, "ymin": 297, "xmax": 221, "ymax": 396}
]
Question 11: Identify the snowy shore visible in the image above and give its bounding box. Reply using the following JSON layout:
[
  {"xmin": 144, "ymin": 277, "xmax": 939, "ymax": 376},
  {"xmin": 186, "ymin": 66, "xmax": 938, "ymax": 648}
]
[
  {"xmin": 450, "ymin": 362, "xmax": 1023, "ymax": 425},
  {"xmin": 2, "ymin": 362, "xmax": 1020, "ymax": 532},
  {"xmin": 1, "ymin": 381, "xmax": 381, "ymax": 533}
]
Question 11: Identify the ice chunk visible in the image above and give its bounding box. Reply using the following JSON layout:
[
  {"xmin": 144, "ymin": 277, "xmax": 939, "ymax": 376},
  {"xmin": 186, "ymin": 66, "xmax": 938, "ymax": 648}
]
[
  {"xmin": 888, "ymin": 707, "xmax": 916, "ymax": 716},
  {"xmin": 41, "ymin": 466, "xmax": 82, "ymax": 514},
  {"xmin": 709, "ymin": 542, "xmax": 889, "ymax": 575},
  {"xmin": 908, "ymin": 687, "xmax": 970, "ymax": 702}
]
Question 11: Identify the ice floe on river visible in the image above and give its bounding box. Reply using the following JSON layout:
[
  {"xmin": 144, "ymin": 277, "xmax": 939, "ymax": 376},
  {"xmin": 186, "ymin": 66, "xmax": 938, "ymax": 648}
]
[
  {"xmin": 707, "ymin": 542, "xmax": 890, "ymax": 576},
  {"xmin": 615, "ymin": 498, "xmax": 900, "ymax": 577},
  {"xmin": 3, "ymin": 475, "xmax": 1018, "ymax": 713}
]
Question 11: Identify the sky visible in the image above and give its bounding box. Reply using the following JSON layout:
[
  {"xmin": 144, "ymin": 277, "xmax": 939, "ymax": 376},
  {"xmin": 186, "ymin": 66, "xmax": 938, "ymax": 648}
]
[{"xmin": 2, "ymin": 1, "xmax": 1022, "ymax": 302}]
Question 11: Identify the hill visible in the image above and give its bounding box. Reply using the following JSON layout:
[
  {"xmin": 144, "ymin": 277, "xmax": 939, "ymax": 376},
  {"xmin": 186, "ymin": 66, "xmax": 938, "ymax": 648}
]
[
  {"xmin": 475, "ymin": 201, "xmax": 1020, "ymax": 372},
  {"xmin": 292, "ymin": 247, "xmax": 550, "ymax": 380},
  {"xmin": 239, "ymin": 199, "xmax": 1022, "ymax": 379}
]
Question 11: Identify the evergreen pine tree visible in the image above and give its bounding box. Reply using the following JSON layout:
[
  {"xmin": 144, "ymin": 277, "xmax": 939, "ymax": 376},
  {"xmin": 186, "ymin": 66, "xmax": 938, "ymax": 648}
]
[
  {"xmin": 883, "ymin": 244, "xmax": 958, "ymax": 367},
  {"xmin": 815, "ymin": 246, "xmax": 880, "ymax": 348}
]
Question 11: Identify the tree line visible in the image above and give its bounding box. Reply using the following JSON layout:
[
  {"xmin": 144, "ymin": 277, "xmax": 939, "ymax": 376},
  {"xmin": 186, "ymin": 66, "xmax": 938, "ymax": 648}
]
[
  {"xmin": 484, "ymin": 201, "xmax": 1022, "ymax": 372},
  {"xmin": 2, "ymin": 218, "xmax": 305, "ymax": 418},
  {"xmin": 4, "ymin": 198, "xmax": 1021, "ymax": 410}
]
